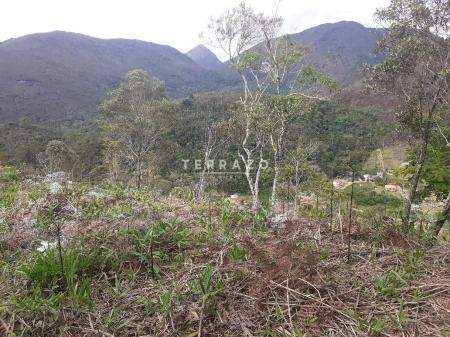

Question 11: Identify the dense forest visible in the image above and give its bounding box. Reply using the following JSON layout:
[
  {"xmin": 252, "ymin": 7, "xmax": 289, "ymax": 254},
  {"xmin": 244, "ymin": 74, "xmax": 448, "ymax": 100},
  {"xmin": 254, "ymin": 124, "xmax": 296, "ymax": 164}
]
[{"xmin": 0, "ymin": 0, "xmax": 449, "ymax": 336}]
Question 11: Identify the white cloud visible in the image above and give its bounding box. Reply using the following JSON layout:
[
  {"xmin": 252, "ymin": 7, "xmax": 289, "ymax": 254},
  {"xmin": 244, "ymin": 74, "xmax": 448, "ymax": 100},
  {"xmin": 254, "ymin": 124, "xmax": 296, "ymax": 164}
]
[{"xmin": 0, "ymin": 0, "xmax": 390, "ymax": 60}]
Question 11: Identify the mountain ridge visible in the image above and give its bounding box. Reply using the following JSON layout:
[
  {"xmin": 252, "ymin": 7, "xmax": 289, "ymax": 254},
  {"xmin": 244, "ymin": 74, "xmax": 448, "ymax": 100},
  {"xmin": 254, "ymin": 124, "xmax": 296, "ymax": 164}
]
[
  {"xmin": 0, "ymin": 21, "xmax": 385, "ymax": 124},
  {"xmin": 0, "ymin": 31, "xmax": 231, "ymax": 123}
]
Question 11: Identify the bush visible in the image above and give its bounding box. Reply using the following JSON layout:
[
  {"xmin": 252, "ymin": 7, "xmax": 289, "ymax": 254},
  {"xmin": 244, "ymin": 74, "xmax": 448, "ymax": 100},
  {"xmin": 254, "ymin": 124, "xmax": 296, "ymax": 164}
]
[{"xmin": 351, "ymin": 183, "xmax": 402, "ymax": 208}]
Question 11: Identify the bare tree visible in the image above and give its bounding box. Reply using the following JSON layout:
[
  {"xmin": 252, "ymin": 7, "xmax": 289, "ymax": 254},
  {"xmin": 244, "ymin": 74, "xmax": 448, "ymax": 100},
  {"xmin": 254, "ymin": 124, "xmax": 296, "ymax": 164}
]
[
  {"xmin": 196, "ymin": 120, "xmax": 225, "ymax": 200},
  {"xmin": 204, "ymin": 2, "xmax": 279, "ymax": 209},
  {"xmin": 37, "ymin": 140, "xmax": 77, "ymax": 176},
  {"xmin": 205, "ymin": 2, "xmax": 332, "ymax": 210}
]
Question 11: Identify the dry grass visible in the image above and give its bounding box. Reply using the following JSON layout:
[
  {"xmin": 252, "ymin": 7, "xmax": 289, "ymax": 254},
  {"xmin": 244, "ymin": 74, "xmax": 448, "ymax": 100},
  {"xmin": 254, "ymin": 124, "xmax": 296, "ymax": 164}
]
[{"xmin": 0, "ymin": 182, "xmax": 449, "ymax": 337}]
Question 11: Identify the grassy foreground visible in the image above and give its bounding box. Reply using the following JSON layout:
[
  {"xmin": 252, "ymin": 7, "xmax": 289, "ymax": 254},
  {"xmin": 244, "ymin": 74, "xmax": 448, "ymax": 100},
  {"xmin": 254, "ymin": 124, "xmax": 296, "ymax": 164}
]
[{"xmin": 0, "ymin": 171, "xmax": 449, "ymax": 336}]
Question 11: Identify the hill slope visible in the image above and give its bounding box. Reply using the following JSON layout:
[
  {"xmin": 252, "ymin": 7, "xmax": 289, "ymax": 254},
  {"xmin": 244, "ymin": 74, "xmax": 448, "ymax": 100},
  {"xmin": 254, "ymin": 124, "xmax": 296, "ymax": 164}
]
[
  {"xmin": 213, "ymin": 21, "xmax": 385, "ymax": 89},
  {"xmin": 291, "ymin": 21, "xmax": 384, "ymax": 81},
  {"xmin": 0, "ymin": 31, "xmax": 229, "ymax": 123},
  {"xmin": 0, "ymin": 22, "xmax": 385, "ymax": 124}
]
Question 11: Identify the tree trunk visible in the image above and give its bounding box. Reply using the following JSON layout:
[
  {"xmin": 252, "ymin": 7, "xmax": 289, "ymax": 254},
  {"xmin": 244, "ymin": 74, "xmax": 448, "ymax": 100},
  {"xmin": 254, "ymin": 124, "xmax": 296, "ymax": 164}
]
[
  {"xmin": 330, "ymin": 184, "xmax": 334, "ymax": 229},
  {"xmin": 136, "ymin": 157, "xmax": 142, "ymax": 189},
  {"xmin": 402, "ymin": 78, "xmax": 442, "ymax": 227},
  {"xmin": 251, "ymin": 190, "xmax": 260, "ymax": 211},
  {"xmin": 294, "ymin": 162, "xmax": 300, "ymax": 215},
  {"xmin": 402, "ymin": 129, "xmax": 430, "ymax": 228},
  {"xmin": 347, "ymin": 171, "xmax": 355, "ymax": 263},
  {"xmin": 196, "ymin": 170, "xmax": 206, "ymax": 200},
  {"xmin": 270, "ymin": 157, "xmax": 279, "ymax": 209},
  {"xmin": 270, "ymin": 127, "xmax": 284, "ymax": 210},
  {"xmin": 432, "ymin": 193, "xmax": 450, "ymax": 239}
]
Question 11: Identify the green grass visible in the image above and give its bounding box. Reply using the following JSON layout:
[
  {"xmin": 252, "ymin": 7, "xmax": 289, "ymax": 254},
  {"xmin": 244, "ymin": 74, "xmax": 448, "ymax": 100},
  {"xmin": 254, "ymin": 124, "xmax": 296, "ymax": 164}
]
[
  {"xmin": 364, "ymin": 144, "xmax": 408, "ymax": 173},
  {"xmin": 20, "ymin": 246, "xmax": 106, "ymax": 306},
  {"xmin": 0, "ymin": 166, "xmax": 20, "ymax": 181},
  {"xmin": 374, "ymin": 250, "xmax": 425, "ymax": 298},
  {"xmin": 0, "ymin": 183, "xmax": 19, "ymax": 208}
]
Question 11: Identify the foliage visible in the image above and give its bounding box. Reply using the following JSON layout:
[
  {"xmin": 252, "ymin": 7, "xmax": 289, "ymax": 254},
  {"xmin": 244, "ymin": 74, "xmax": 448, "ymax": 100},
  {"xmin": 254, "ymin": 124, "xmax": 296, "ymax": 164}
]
[
  {"xmin": 123, "ymin": 219, "xmax": 189, "ymax": 270},
  {"xmin": 0, "ymin": 183, "xmax": 19, "ymax": 208},
  {"xmin": 100, "ymin": 69, "xmax": 168, "ymax": 188},
  {"xmin": 0, "ymin": 166, "xmax": 20, "ymax": 181},
  {"xmin": 398, "ymin": 128, "xmax": 450, "ymax": 200},
  {"xmin": 366, "ymin": 0, "xmax": 449, "ymax": 227},
  {"xmin": 21, "ymin": 246, "xmax": 103, "ymax": 306},
  {"xmin": 303, "ymin": 101, "xmax": 384, "ymax": 176},
  {"xmin": 350, "ymin": 183, "xmax": 403, "ymax": 208}
]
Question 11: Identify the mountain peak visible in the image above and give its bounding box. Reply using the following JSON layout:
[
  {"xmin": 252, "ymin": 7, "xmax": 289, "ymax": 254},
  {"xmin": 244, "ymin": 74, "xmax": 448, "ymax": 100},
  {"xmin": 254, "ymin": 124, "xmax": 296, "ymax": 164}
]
[{"xmin": 186, "ymin": 44, "xmax": 222, "ymax": 70}]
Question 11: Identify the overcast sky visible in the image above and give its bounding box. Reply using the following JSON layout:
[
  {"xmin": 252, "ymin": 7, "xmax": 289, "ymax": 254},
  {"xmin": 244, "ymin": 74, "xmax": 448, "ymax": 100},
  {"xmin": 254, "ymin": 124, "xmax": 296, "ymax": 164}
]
[{"xmin": 1, "ymin": 0, "xmax": 390, "ymax": 60}]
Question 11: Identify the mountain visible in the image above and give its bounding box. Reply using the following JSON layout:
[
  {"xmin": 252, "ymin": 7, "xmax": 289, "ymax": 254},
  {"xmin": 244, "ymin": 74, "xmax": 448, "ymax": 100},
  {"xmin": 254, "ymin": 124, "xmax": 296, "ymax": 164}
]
[
  {"xmin": 213, "ymin": 21, "xmax": 385, "ymax": 88},
  {"xmin": 0, "ymin": 31, "xmax": 230, "ymax": 123},
  {"xmin": 186, "ymin": 44, "xmax": 222, "ymax": 70},
  {"xmin": 0, "ymin": 22, "xmax": 385, "ymax": 124},
  {"xmin": 290, "ymin": 21, "xmax": 384, "ymax": 81}
]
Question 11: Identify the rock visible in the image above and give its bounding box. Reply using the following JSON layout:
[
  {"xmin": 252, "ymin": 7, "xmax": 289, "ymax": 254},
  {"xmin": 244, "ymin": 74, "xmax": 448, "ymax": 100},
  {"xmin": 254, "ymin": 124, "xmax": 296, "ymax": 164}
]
[
  {"xmin": 270, "ymin": 213, "xmax": 288, "ymax": 227},
  {"xmin": 411, "ymin": 204, "xmax": 420, "ymax": 211},
  {"xmin": 333, "ymin": 178, "xmax": 351, "ymax": 189},
  {"xmin": 36, "ymin": 240, "xmax": 56, "ymax": 252},
  {"xmin": 24, "ymin": 178, "xmax": 37, "ymax": 185},
  {"xmin": 228, "ymin": 194, "xmax": 246, "ymax": 205},
  {"xmin": 80, "ymin": 191, "xmax": 105, "ymax": 203},
  {"xmin": 43, "ymin": 171, "xmax": 67, "ymax": 183},
  {"xmin": 49, "ymin": 182, "xmax": 63, "ymax": 194},
  {"xmin": 37, "ymin": 237, "xmax": 67, "ymax": 252},
  {"xmin": 399, "ymin": 162, "xmax": 410, "ymax": 168},
  {"xmin": 86, "ymin": 191, "xmax": 104, "ymax": 198},
  {"xmin": 385, "ymin": 184, "xmax": 402, "ymax": 193}
]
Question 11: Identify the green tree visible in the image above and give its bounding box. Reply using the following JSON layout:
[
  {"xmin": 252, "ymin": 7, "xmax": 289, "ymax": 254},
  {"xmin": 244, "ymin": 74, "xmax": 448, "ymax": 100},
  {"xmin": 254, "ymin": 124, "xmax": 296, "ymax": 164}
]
[
  {"xmin": 100, "ymin": 69, "xmax": 167, "ymax": 188},
  {"xmin": 303, "ymin": 101, "xmax": 382, "ymax": 177},
  {"xmin": 400, "ymin": 128, "xmax": 450, "ymax": 200},
  {"xmin": 366, "ymin": 0, "xmax": 449, "ymax": 228}
]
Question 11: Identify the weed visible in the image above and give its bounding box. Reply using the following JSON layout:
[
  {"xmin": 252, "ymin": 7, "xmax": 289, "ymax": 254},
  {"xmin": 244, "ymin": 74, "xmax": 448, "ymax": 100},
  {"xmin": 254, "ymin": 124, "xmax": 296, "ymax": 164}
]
[
  {"xmin": 0, "ymin": 183, "xmax": 19, "ymax": 208},
  {"xmin": 369, "ymin": 319, "xmax": 387, "ymax": 335},
  {"xmin": 230, "ymin": 241, "xmax": 246, "ymax": 261},
  {"xmin": 374, "ymin": 250, "xmax": 425, "ymax": 298},
  {"xmin": 0, "ymin": 166, "xmax": 20, "ymax": 181},
  {"xmin": 123, "ymin": 219, "xmax": 188, "ymax": 276},
  {"xmin": 21, "ymin": 246, "xmax": 102, "ymax": 306}
]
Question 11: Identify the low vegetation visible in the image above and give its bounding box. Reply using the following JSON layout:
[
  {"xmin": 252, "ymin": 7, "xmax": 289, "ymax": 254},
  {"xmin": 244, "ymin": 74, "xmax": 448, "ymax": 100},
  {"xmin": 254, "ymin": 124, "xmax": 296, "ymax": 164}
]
[
  {"xmin": 0, "ymin": 0, "xmax": 448, "ymax": 336},
  {"xmin": 0, "ymin": 165, "xmax": 448, "ymax": 336}
]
